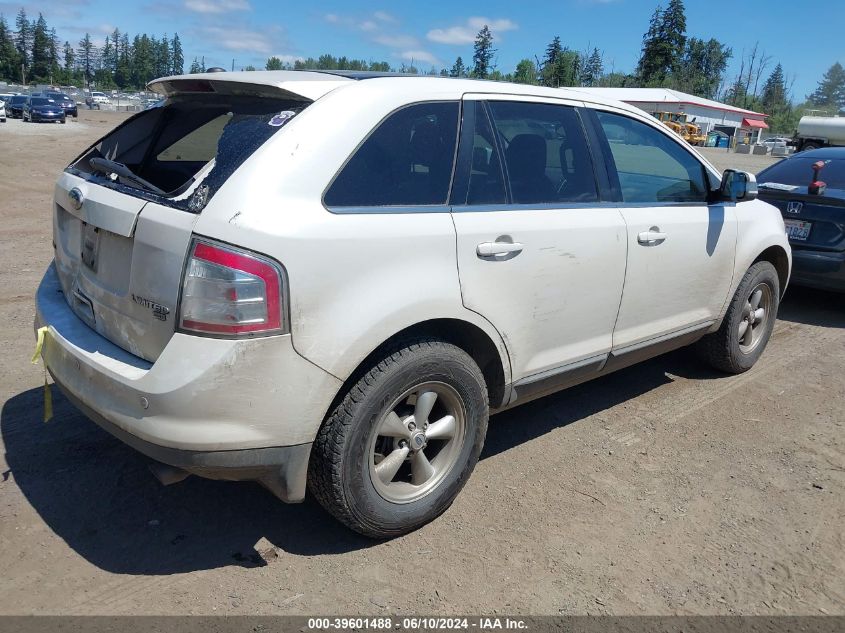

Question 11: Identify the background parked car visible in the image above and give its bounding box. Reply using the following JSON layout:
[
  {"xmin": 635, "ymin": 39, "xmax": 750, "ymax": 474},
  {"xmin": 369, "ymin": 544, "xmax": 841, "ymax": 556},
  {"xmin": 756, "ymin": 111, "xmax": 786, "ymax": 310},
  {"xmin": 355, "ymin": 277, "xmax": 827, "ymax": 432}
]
[
  {"xmin": 7, "ymin": 95, "xmax": 28, "ymax": 118},
  {"xmin": 23, "ymin": 96, "xmax": 66, "ymax": 124},
  {"xmin": 42, "ymin": 91, "xmax": 78, "ymax": 118},
  {"xmin": 762, "ymin": 136, "xmax": 793, "ymax": 150},
  {"xmin": 89, "ymin": 91, "xmax": 110, "ymax": 105},
  {"xmin": 0, "ymin": 99, "xmax": 6, "ymax": 122},
  {"xmin": 757, "ymin": 147, "xmax": 845, "ymax": 291}
]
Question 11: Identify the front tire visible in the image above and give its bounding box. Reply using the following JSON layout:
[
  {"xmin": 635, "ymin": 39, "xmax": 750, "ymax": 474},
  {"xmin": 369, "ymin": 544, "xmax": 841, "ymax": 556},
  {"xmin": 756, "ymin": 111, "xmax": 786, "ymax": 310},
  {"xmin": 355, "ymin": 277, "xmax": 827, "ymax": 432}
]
[
  {"xmin": 696, "ymin": 261, "xmax": 780, "ymax": 374},
  {"xmin": 308, "ymin": 339, "xmax": 489, "ymax": 538}
]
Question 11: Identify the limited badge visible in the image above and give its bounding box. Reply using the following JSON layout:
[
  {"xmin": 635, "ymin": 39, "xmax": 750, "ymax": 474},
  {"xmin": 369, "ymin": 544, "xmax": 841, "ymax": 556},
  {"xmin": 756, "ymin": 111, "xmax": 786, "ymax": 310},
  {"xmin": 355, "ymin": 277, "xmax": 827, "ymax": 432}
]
[{"xmin": 269, "ymin": 110, "xmax": 296, "ymax": 127}]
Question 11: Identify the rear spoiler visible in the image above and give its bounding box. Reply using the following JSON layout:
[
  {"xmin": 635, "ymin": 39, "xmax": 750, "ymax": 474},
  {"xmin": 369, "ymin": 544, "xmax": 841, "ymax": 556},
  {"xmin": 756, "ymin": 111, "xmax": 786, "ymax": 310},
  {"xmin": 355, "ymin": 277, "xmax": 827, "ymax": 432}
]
[{"xmin": 148, "ymin": 71, "xmax": 352, "ymax": 102}]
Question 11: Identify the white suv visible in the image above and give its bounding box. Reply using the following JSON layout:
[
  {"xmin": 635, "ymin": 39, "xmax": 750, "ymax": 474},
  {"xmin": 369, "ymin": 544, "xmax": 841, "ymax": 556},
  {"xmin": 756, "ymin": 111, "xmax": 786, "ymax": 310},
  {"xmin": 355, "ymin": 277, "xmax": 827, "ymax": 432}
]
[{"xmin": 35, "ymin": 71, "xmax": 791, "ymax": 537}]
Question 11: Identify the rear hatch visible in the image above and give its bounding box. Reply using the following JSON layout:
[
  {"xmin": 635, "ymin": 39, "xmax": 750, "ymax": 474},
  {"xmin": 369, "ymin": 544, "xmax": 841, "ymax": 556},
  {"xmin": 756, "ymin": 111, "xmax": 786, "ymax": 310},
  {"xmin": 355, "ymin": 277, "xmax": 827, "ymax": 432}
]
[
  {"xmin": 760, "ymin": 188, "xmax": 845, "ymax": 252},
  {"xmin": 52, "ymin": 73, "xmax": 345, "ymax": 361},
  {"xmin": 758, "ymin": 155, "xmax": 845, "ymax": 252}
]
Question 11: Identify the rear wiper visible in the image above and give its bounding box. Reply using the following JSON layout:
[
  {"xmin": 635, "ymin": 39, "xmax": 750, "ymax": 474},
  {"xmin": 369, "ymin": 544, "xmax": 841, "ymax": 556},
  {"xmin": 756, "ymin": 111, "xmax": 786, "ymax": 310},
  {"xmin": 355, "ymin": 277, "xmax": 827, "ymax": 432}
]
[{"xmin": 89, "ymin": 157, "xmax": 166, "ymax": 195}]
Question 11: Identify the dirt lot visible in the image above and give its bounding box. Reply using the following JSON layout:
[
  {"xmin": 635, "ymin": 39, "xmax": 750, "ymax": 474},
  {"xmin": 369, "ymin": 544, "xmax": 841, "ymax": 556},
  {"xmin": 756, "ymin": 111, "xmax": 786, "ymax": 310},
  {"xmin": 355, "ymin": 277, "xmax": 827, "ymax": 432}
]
[{"xmin": 0, "ymin": 112, "xmax": 842, "ymax": 616}]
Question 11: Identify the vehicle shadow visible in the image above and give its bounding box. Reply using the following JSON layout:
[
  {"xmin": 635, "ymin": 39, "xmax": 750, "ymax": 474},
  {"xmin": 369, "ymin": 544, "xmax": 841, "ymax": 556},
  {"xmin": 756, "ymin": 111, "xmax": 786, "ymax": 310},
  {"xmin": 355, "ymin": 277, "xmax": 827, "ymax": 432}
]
[
  {"xmin": 1, "ymin": 387, "xmax": 374, "ymax": 574},
  {"xmin": 2, "ymin": 347, "xmax": 718, "ymax": 575},
  {"xmin": 777, "ymin": 285, "xmax": 845, "ymax": 328}
]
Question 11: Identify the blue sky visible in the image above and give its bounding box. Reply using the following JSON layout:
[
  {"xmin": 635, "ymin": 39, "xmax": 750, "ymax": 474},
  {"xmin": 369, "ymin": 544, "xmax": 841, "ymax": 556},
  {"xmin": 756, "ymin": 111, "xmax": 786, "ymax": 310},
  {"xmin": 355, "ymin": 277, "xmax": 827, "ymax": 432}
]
[{"xmin": 2, "ymin": 0, "xmax": 843, "ymax": 101}]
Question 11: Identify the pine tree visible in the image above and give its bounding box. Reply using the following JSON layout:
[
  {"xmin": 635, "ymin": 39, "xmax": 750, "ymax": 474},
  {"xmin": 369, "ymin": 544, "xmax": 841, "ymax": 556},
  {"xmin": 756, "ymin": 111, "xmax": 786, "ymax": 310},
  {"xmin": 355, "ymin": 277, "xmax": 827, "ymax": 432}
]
[
  {"xmin": 171, "ymin": 33, "xmax": 184, "ymax": 75},
  {"xmin": 100, "ymin": 35, "xmax": 114, "ymax": 75},
  {"xmin": 0, "ymin": 14, "xmax": 20, "ymax": 82},
  {"xmin": 14, "ymin": 8, "xmax": 31, "ymax": 75},
  {"xmin": 189, "ymin": 57, "xmax": 201, "ymax": 74},
  {"xmin": 471, "ymin": 25, "xmax": 494, "ymax": 79},
  {"xmin": 76, "ymin": 33, "xmax": 97, "ymax": 87},
  {"xmin": 265, "ymin": 56, "xmax": 283, "ymax": 70},
  {"xmin": 49, "ymin": 27, "xmax": 60, "ymax": 82},
  {"xmin": 580, "ymin": 48, "xmax": 603, "ymax": 86},
  {"xmin": 809, "ymin": 62, "xmax": 845, "ymax": 108},
  {"xmin": 449, "ymin": 56, "xmax": 466, "ymax": 78},
  {"xmin": 661, "ymin": 0, "xmax": 687, "ymax": 74},
  {"xmin": 761, "ymin": 64, "xmax": 786, "ymax": 113},
  {"xmin": 157, "ymin": 34, "xmax": 170, "ymax": 77},
  {"xmin": 637, "ymin": 0, "xmax": 687, "ymax": 85},
  {"xmin": 115, "ymin": 33, "xmax": 130, "ymax": 87}
]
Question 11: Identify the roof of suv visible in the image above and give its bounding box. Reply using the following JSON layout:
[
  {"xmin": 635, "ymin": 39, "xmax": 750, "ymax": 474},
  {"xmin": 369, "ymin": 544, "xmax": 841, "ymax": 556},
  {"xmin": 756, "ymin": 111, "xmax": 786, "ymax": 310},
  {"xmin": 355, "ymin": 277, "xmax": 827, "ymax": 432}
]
[{"xmin": 147, "ymin": 69, "xmax": 643, "ymax": 116}]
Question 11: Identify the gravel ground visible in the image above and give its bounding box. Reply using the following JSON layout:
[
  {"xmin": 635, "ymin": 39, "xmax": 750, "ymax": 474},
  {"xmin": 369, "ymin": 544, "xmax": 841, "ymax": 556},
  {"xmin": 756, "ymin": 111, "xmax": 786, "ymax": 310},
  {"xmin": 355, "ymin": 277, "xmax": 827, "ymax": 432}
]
[{"xmin": 0, "ymin": 112, "xmax": 842, "ymax": 616}]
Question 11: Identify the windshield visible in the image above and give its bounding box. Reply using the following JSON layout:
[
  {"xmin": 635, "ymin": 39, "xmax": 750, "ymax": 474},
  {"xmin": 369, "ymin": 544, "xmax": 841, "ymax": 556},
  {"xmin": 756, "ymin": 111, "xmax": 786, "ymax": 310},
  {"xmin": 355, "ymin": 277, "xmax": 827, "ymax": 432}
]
[
  {"xmin": 759, "ymin": 157, "xmax": 845, "ymax": 190},
  {"xmin": 69, "ymin": 94, "xmax": 307, "ymax": 212},
  {"xmin": 30, "ymin": 98, "xmax": 51, "ymax": 106},
  {"xmin": 11, "ymin": 96, "xmax": 26, "ymax": 104}
]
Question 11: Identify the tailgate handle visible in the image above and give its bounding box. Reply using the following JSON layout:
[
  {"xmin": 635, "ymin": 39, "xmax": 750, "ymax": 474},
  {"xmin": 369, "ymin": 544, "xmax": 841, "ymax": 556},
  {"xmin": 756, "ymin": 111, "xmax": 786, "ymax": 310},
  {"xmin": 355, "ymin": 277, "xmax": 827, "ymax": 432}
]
[{"xmin": 72, "ymin": 287, "xmax": 95, "ymax": 323}]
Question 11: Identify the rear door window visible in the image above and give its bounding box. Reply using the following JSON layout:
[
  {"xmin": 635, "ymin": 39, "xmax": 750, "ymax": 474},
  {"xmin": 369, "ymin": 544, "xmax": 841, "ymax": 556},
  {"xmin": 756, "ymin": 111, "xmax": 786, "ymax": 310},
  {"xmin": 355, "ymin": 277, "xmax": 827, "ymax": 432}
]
[
  {"xmin": 324, "ymin": 101, "xmax": 460, "ymax": 208},
  {"xmin": 487, "ymin": 101, "xmax": 598, "ymax": 205},
  {"xmin": 595, "ymin": 111, "xmax": 708, "ymax": 204}
]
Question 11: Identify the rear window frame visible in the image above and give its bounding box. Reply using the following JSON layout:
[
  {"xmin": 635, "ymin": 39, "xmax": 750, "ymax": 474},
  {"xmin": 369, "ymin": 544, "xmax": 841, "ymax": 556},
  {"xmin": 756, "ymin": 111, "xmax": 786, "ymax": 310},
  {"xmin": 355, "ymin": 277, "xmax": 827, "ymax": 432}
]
[{"xmin": 65, "ymin": 93, "xmax": 308, "ymax": 214}]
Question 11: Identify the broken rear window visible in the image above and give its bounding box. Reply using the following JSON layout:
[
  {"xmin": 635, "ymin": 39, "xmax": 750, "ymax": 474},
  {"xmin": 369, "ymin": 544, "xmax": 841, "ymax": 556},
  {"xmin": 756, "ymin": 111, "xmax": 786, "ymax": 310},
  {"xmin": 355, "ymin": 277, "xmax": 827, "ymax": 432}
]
[{"xmin": 69, "ymin": 94, "xmax": 307, "ymax": 212}]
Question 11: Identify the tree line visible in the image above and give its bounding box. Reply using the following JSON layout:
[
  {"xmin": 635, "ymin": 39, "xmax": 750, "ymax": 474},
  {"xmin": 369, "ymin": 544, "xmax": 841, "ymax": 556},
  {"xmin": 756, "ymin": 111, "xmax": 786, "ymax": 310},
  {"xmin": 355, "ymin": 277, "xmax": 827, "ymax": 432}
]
[
  {"xmin": 2, "ymin": 2, "xmax": 843, "ymax": 133},
  {"xmin": 0, "ymin": 8, "xmax": 183, "ymax": 89}
]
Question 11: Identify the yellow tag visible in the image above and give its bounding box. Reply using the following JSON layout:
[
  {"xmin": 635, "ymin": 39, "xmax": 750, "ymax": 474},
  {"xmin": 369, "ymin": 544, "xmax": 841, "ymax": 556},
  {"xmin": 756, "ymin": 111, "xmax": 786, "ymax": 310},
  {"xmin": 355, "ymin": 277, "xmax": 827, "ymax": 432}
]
[
  {"xmin": 31, "ymin": 326, "xmax": 53, "ymax": 423},
  {"xmin": 31, "ymin": 326, "xmax": 49, "ymax": 364}
]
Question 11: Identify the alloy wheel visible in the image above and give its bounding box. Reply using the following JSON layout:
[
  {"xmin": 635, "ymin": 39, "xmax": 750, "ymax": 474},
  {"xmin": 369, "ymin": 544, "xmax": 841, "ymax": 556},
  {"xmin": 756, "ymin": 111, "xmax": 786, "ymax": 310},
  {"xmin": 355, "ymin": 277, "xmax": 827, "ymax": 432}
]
[
  {"xmin": 738, "ymin": 283, "xmax": 772, "ymax": 354},
  {"xmin": 368, "ymin": 382, "xmax": 467, "ymax": 504}
]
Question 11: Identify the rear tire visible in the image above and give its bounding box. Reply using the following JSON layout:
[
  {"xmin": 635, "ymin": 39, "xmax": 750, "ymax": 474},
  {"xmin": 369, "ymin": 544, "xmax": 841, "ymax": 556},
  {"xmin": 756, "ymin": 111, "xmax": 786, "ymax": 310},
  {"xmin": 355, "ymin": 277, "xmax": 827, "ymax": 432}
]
[
  {"xmin": 308, "ymin": 339, "xmax": 488, "ymax": 538},
  {"xmin": 801, "ymin": 142, "xmax": 820, "ymax": 152},
  {"xmin": 696, "ymin": 261, "xmax": 779, "ymax": 374}
]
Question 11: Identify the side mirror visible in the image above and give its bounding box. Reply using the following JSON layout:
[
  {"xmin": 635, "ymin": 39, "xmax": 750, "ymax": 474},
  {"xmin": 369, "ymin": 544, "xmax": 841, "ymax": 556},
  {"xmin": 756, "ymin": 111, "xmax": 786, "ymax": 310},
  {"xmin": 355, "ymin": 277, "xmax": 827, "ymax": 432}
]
[{"xmin": 720, "ymin": 169, "xmax": 758, "ymax": 202}]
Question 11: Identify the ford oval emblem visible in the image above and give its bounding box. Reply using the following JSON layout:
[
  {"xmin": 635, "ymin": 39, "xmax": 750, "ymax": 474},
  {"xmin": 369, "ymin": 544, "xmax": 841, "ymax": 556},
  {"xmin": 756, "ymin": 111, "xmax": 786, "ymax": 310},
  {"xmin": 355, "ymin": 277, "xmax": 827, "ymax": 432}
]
[{"xmin": 69, "ymin": 187, "xmax": 84, "ymax": 210}]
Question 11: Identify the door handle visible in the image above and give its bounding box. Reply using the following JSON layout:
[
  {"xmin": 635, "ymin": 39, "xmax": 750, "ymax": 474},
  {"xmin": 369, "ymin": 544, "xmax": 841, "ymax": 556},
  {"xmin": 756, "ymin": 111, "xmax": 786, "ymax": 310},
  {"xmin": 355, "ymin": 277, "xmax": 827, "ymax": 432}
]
[
  {"xmin": 477, "ymin": 241, "xmax": 524, "ymax": 257},
  {"xmin": 637, "ymin": 227, "xmax": 668, "ymax": 246}
]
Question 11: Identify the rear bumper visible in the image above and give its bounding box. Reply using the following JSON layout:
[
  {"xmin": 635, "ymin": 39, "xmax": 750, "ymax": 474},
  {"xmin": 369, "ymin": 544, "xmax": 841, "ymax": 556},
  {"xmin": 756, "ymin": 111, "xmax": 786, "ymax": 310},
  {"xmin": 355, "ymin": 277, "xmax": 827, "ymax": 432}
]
[
  {"xmin": 791, "ymin": 248, "xmax": 845, "ymax": 292},
  {"xmin": 35, "ymin": 262, "xmax": 342, "ymax": 500},
  {"xmin": 31, "ymin": 111, "xmax": 64, "ymax": 121}
]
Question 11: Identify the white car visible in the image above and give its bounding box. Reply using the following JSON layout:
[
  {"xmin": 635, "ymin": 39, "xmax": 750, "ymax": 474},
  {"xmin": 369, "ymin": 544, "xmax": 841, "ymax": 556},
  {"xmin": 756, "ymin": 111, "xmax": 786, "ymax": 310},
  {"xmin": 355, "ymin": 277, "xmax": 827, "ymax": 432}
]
[
  {"xmin": 89, "ymin": 92, "xmax": 110, "ymax": 105},
  {"xmin": 35, "ymin": 71, "xmax": 791, "ymax": 537},
  {"xmin": 0, "ymin": 98, "xmax": 6, "ymax": 122}
]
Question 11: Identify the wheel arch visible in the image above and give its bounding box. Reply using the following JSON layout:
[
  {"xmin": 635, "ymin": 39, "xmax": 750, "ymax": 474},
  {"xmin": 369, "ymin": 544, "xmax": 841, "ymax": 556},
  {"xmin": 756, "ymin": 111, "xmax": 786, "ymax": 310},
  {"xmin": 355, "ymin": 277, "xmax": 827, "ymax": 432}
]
[
  {"xmin": 322, "ymin": 318, "xmax": 511, "ymax": 423},
  {"xmin": 753, "ymin": 244, "xmax": 790, "ymax": 297}
]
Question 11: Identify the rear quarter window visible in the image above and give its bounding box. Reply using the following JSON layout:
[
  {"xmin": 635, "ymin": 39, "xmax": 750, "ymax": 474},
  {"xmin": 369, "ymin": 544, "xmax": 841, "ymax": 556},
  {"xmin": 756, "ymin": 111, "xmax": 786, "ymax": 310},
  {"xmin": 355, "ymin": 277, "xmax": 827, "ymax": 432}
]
[{"xmin": 324, "ymin": 101, "xmax": 460, "ymax": 209}]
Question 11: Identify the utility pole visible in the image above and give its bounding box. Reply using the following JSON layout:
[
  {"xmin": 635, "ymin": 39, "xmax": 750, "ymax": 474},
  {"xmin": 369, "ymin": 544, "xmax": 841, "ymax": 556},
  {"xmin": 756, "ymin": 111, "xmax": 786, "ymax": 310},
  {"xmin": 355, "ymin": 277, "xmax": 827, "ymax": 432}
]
[
  {"xmin": 231, "ymin": 58, "xmax": 234, "ymax": 71},
  {"xmin": 21, "ymin": 62, "xmax": 25, "ymax": 88}
]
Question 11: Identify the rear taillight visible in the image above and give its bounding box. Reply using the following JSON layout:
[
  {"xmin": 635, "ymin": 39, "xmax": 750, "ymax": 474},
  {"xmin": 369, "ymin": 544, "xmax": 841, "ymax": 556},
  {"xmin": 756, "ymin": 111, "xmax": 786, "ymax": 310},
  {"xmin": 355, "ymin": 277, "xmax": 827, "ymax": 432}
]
[{"xmin": 178, "ymin": 238, "xmax": 285, "ymax": 336}]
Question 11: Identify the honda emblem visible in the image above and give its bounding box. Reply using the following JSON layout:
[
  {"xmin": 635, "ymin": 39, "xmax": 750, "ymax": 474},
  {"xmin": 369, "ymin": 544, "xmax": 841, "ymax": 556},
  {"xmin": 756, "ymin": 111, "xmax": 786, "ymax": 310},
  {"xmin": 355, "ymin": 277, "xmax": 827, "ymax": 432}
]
[{"xmin": 787, "ymin": 201, "xmax": 803, "ymax": 214}]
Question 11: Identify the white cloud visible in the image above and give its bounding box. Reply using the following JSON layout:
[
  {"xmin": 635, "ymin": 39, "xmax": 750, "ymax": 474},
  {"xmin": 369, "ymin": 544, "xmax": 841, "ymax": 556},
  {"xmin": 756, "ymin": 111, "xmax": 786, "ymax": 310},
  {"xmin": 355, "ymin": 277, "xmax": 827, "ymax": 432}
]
[
  {"xmin": 373, "ymin": 34, "xmax": 418, "ymax": 49},
  {"xmin": 467, "ymin": 17, "xmax": 518, "ymax": 32},
  {"xmin": 185, "ymin": 0, "xmax": 250, "ymax": 14},
  {"xmin": 196, "ymin": 25, "xmax": 275, "ymax": 54},
  {"xmin": 400, "ymin": 50, "xmax": 440, "ymax": 66},
  {"xmin": 373, "ymin": 11, "xmax": 396, "ymax": 23},
  {"xmin": 427, "ymin": 16, "xmax": 518, "ymax": 45}
]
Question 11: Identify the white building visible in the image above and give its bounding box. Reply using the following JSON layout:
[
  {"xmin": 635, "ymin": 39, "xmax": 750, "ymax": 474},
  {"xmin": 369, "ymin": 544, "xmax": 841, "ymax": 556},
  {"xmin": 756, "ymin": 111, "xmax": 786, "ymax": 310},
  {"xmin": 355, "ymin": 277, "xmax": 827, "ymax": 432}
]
[{"xmin": 574, "ymin": 87, "xmax": 769, "ymax": 143}]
